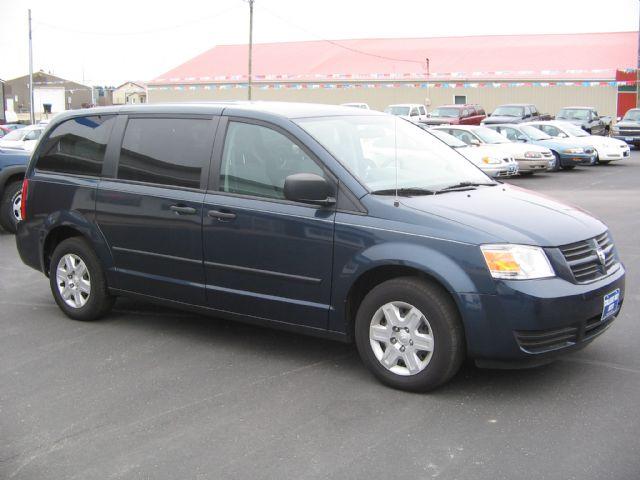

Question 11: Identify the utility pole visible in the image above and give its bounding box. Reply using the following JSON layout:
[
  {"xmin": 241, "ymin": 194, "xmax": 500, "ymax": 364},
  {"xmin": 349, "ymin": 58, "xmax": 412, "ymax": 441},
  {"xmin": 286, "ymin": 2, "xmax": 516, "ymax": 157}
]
[
  {"xmin": 247, "ymin": 0, "xmax": 254, "ymax": 101},
  {"xmin": 28, "ymin": 9, "xmax": 35, "ymax": 124}
]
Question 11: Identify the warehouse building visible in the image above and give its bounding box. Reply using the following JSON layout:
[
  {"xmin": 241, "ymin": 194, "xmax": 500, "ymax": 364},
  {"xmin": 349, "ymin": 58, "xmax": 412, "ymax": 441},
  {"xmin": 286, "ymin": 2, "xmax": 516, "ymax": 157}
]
[
  {"xmin": 4, "ymin": 70, "xmax": 92, "ymax": 122},
  {"xmin": 148, "ymin": 31, "xmax": 636, "ymax": 117}
]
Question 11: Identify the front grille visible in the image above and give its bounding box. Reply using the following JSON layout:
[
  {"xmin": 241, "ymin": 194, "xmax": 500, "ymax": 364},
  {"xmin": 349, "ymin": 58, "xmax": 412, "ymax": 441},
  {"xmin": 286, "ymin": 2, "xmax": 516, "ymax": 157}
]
[
  {"xmin": 618, "ymin": 127, "xmax": 640, "ymax": 135},
  {"xmin": 515, "ymin": 314, "xmax": 616, "ymax": 354},
  {"xmin": 559, "ymin": 231, "xmax": 617, "ymax": 284}
]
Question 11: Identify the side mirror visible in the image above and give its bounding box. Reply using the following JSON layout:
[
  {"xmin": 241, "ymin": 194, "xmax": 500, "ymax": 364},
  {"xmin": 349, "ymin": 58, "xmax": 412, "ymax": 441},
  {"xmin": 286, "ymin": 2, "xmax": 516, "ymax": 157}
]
[
  {"xmin": 284, "ymin": 173, "xmax": 335, "ymax": 206},
  {"xmin": 558, "ymin": 132, "xmax": 568, "ymax": 138},
  {"xmin": 470, "ymin": 138, "xmax": 481, "ymax": 146}
]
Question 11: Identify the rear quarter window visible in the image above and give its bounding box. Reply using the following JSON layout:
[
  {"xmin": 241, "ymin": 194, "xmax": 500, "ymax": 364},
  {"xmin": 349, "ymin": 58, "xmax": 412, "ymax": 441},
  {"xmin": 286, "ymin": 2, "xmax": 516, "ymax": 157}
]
[{"xmin": 36, "ymin": 115, "xmax": 116, "ymax": 176}]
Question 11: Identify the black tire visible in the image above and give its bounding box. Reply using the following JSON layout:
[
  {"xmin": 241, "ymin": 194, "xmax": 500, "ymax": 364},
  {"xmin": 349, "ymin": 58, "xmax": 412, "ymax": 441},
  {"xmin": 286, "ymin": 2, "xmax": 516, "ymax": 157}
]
[
  {"xmin": 0, "ymin": 181, "xmax": 22, "ymax": 233},
  {"xmin": 49, "ymin": 237, "xmax": 114, "ymax": 321},
  {"xmin": 550, "ymin": 152, "xmax": 561, "ymax": 172},
  {"xmin": 354, "ymin": 277, "xmax": 465, "ymax": 392},
  {"xmin": 561, "ymin": 165, "xmax": 576, "ymax": 170}
]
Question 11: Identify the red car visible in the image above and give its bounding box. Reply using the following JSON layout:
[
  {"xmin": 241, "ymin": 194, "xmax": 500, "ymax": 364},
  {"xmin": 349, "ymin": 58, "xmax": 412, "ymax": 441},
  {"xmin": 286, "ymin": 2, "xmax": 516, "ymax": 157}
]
[
  {"xmin": 0, "ymin": 124, "xmax": 25, "ymax": 138},
  {"xmin": 421, "ymin": 104, "xmax": 486, "ymax": 126}
]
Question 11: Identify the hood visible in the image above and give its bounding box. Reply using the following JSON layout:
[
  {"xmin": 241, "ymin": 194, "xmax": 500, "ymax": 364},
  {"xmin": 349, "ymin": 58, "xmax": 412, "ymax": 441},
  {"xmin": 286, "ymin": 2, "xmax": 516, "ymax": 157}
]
[
  {"xmin": 399, "ymin": 184, "xmax": 605, "ymax": 246},
  {"xmin": 615, "ymin": 120, "xmax": 640, "ymax": 128},
  {"xmin": 422, "ymin": 117, "xmax": 456, "ymax": 125},
  {"xmin": 557, "ymin": 118, "xmax": 587, "ymax": 127},
  {"xmin": 482, "ymin": 115, "xmax": 521, "ymax": 124},
  {"xmin": 496, "ymin": 142, "xmax": 550, "ymax": 156},
  {"xmin": 568, "ymin": 135, "xmax": 624, "ymax": 148}
]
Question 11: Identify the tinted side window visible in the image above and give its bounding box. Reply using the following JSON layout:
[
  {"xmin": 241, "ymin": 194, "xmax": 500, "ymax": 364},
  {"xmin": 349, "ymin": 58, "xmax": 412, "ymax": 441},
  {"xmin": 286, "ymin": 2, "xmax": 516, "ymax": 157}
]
[
  {"xmin": 36, "ymin": 116, "xmax": 115, "ymax": 176},
  {"xmin": 220, "ymin": 121, "xmax": 324, "ymax": 200},
  {"xmin": 118, "ymin": 118, "xmax": 212, "ymax": 189}
]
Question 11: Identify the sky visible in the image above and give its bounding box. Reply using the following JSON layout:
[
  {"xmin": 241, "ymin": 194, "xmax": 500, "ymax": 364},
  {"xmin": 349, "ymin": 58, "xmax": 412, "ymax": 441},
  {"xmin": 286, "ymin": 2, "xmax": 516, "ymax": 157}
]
[{"xmin": 0, "ymin": 0, "xmax": 638, "ymax": 86}]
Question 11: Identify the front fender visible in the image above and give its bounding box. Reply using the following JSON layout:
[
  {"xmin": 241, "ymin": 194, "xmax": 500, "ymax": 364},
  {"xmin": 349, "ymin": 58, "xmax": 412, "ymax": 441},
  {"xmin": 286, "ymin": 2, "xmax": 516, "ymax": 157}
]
[
  {"xmin": 329, "ymin": 234, "xmax": 494, "ymax": 334},
  {"xmin": 0, "ymin": 165, "xmax": 26, "ymax": 193}
]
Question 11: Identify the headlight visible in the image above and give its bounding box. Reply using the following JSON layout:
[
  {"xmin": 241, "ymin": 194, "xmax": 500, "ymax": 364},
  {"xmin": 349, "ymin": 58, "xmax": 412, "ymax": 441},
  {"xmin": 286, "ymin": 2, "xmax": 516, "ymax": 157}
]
[
  {"xmin": 481, "ymin": 156, "xmax": 501, "ymax": 164},
  {"xmin": 524, "ymin": 151, "xmax": 543, "ymax": 159},
  {"xmin": 562, "ymin": 147, "xmax": 584, "ymax": 154},
  {"xmin": 481, "ymin": 244, "xmax": 555, "ymax": 280}
]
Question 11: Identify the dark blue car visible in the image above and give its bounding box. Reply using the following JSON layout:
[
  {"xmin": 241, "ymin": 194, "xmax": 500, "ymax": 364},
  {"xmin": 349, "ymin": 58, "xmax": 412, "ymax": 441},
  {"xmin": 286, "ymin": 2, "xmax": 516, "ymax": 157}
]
[
  {"xmin": 16, "ymin": 103, "xmax": 626, "ymax": 391},
  {"xmin": 0, "ymin": 148, "xmax": 30, "ymax": 232}
]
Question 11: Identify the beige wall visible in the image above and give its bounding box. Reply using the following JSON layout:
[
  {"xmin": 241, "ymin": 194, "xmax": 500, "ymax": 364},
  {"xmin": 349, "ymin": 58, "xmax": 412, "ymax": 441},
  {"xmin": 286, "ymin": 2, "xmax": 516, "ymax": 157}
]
[
  {"xmin": 148, "ymin": 83, "xmax": 619, "ymax": 117},
  {"xmin": 113, "ymin": 82, "xmax": 146, "ymax": 105}
]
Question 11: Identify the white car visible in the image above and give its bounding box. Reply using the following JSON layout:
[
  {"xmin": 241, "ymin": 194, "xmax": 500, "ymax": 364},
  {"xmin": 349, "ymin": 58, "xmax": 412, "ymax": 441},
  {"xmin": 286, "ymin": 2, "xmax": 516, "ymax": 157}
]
[
  {"xmin": 526, "ymin": 120, "xmax": 630, "ymax": 164},
  {"xmin": 434, "ymin": 125, "xmax": 552, "ymax": 174},
  {"xmin": 341, "ymin": 103, "xmax": 370, "ymax": 110},
  {"xmin": 428, "ymin": 128, "xmax": 518, "ymax": 177},
  {"xmin": 384, "ymin": 104, "xmax": 428, "ymax": 123},
  {"xmin": 0, "ymin": 125, "xmax": 44, "ymax": 152}
]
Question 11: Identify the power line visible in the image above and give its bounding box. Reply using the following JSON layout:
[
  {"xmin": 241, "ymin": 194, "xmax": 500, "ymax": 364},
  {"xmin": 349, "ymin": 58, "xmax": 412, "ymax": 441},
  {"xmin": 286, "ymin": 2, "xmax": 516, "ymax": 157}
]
[
  {"xmin": 259, "ymin": 5, "xmax": 428, "ymax": 68},
  {"xmin": 33, "ymin": 5, "xmax": 240, "ymax": 37}
]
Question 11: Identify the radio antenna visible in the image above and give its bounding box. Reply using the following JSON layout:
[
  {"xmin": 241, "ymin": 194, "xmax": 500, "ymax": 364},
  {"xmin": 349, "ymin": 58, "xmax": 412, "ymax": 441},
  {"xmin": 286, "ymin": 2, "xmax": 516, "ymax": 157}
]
[{"xmin": 394, "ymin": 116, "xmax": 399, "ymax": 207}]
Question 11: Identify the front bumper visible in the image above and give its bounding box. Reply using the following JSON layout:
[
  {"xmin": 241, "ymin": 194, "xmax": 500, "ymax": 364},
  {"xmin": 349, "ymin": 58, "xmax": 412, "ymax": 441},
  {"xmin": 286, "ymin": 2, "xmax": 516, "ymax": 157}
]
[
  {"xmin": 459, "ymin": 265, "xmax": 625, "ymax": 365},
  {"xmin": 515, "ymin": 158, "xmax": 548, "ymax": 172},
  {"xmin": 596, "ymin": 145, "xmax": 631, "ymax": 161},
  {"xmin": 557, "ymin": 152, "xmax": 595, "ymax": 166}
]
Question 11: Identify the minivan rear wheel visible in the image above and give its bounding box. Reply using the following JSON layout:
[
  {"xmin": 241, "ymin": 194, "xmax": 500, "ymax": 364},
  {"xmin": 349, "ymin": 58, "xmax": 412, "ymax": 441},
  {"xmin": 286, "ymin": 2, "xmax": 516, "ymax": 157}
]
[
  {"xmin": 49, "ymin": 237, "xmax": 114, "ymax": 321},
  {"xmin": 354, "ymin": 277, "xmax": 465, "ymax": 391}
]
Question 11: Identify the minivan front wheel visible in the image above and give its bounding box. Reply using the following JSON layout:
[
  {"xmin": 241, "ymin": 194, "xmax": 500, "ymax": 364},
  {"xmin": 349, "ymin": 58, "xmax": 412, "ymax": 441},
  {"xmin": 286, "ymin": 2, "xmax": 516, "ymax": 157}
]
[
  {"xmin": 49, "ymin": 237, "xmax": 114, "ymax": 321},
  {"xmin": 354, "ymin": 277, "xmax": 465, "ymax": 391}
]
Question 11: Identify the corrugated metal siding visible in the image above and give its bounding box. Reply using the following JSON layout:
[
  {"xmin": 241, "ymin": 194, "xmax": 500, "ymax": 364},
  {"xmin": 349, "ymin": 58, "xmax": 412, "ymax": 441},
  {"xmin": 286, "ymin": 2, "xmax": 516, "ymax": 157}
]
[{"xmin": 148, "ymin": 83, "xmax": 618, "ymax": 117}]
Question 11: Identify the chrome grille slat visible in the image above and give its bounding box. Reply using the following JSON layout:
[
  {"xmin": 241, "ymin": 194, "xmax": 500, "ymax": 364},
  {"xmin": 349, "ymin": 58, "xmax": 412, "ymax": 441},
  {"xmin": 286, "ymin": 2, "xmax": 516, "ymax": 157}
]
[{"xmin": 559, "ymin": 231, "xmax": 618, "ymax": 284}]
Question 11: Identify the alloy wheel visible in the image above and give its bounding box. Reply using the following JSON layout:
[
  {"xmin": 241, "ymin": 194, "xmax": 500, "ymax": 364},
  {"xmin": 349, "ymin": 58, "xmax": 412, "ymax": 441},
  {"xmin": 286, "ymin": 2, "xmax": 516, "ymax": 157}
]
[{"xmin": 11, "ymin": 190, "xmax": 21, "ymax": 222}]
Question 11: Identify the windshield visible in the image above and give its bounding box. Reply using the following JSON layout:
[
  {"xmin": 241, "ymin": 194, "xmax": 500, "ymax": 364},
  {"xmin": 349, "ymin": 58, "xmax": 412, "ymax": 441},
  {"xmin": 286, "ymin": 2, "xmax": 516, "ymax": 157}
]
[
  {"xmin": 2, "ymin": 129, "xmax": 27, "ymax": 141},
  {"xmin": 492, "ymin": 106, "xmax": 524, "ymax": 117},
  {"xmin": 558, "ymin": 122, "xmax": 589, "ymax": 137},
  {"xmin": 428, "ymin": 129, "xmax": 467, "ymax": 148},
  {"xmin": 296, "ymin": 116, "xmax": 492, "ymax": 192},
  {"xmin": 557, "ymin": 109, "xmax": 590, "ymax": 120},
  {"xmin": 430, "ymin": 107, "xmax": 460, "ymax": 118},
  {"xmin": 623, "ymin": 109, "xmax": 640, "ymax": 121},
  {"xmin": 385, "ymin": 106, "xmax": 410, "ymax": 116},
  {"xmin": 474, "ymin": 127, "xmax": 511, "ymax": 144},
  {"xmin": 520, "ymin": 125, "xmax": 551, "ymax": 140}
]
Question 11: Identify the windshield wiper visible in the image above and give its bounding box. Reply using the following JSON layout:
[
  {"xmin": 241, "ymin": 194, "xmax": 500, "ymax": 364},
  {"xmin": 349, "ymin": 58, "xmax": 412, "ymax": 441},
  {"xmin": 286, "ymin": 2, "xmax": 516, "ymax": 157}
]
[
  {"xmin": 436, "ymin": 181, "xmax": 497, "ymax": 193},
  {"xmin": 371, "ymin": 187, "xmax": 438, "ymax": 196}
]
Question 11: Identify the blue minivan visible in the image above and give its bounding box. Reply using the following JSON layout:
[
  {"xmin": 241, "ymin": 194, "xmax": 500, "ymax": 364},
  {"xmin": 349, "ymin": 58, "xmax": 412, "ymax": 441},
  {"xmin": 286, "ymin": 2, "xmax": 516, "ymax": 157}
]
[{"xmin": 16, "ymin": 103, "xmax": 625, "ymax": 391}]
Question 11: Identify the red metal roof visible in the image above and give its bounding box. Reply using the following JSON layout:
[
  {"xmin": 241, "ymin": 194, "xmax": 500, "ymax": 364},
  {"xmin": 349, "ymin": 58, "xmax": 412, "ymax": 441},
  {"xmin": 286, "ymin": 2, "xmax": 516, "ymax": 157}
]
[{"xmin": 151, "ymin": 32, "xmax": 637, "ymax": 84}]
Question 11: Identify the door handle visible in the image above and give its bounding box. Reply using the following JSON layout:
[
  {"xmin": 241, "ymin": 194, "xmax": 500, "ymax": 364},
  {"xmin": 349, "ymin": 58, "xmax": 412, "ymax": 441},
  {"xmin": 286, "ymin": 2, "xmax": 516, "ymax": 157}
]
[
  {"xmin": 170, "ymin": 205, "xmax": 196, "ymax": 215},
  {"xmin": 208, "ymin": 209, "xmax": 236, "ymax": 220}
]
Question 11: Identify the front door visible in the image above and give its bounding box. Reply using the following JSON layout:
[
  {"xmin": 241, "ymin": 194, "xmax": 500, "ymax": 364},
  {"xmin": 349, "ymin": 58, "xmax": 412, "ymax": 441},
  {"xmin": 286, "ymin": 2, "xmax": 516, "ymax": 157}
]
[
  {"xmin": 96, "ymin": 115, "xmax": 218, "ymax": 305},
  {"xmin": 202, "ymin": 118, "xmax": 336, "ymax": 330}
]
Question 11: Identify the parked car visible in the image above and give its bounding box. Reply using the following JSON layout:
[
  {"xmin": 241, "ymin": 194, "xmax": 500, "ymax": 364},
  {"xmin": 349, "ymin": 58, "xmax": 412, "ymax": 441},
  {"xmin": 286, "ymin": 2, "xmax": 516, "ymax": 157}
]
[
  {"xmin": 0, "ymin": 124, "xmax": 25, "ymax": 138},
  {"xmin": 434, "ymin": 125, "xmax": 551, "ymax": 174},
  {"xmin": 555, "ymin": 107, "xmax": 611, "ymax": 135},
  {"xmin": 340, "ymin": 103, "xmax": 370, "ymax": 110},
  {"xmin": 426, "ymin": 128, "xmax": 517, "ymax": 177},
  {"xmin": 527, "ymin": 121, "xmax": 630, "ymax": 164},
  {"xmin": 384, "ymin": 103, "xmax": 428, "ymax": 123},
  {"xmin": 0, "ymin": 148, "xmax": 30, "ymax": 232},
  {"xmin": 17, "ymin": 103, "xmax": 625, "ymax": 392},
  {"xmin": 486, "ymin": 124, "xmax": 596, "ymax": 171},
  {"xmin": 0, "ymin": 125, "xmax": 44, "ymax": 152},
  {"xmin": 421, "ymin": 104, "xmax": 486, "ymax": 126},
  {"xmin": 481, "ymin": 104, "xmax": 551, "ymax": 125},
  {"xmin": 610, "ymin": 108, "xmax": 640, "ymax": 147}
]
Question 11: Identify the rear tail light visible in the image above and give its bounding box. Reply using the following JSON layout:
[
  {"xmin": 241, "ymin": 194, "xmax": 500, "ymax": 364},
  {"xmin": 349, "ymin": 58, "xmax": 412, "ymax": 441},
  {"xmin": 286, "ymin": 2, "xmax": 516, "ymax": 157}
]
[{"xmin": 20, "ymin": 178, "xmax": 28, "ymax": 221}]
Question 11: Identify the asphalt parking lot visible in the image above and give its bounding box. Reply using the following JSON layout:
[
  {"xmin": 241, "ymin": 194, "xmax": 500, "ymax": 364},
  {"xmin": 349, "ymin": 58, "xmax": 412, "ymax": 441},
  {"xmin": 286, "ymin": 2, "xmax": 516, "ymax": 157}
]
[{"xmin": 1, "ymin": 153, "xmax": 639, "ymax": 480}]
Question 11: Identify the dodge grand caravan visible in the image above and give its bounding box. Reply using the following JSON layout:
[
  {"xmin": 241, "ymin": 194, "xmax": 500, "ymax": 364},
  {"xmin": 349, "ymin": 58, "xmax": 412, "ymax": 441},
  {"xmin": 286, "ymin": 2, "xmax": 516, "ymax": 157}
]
[{"xmin": 16, "ymin": 103, "xmax": 625, "ymax": 391}]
